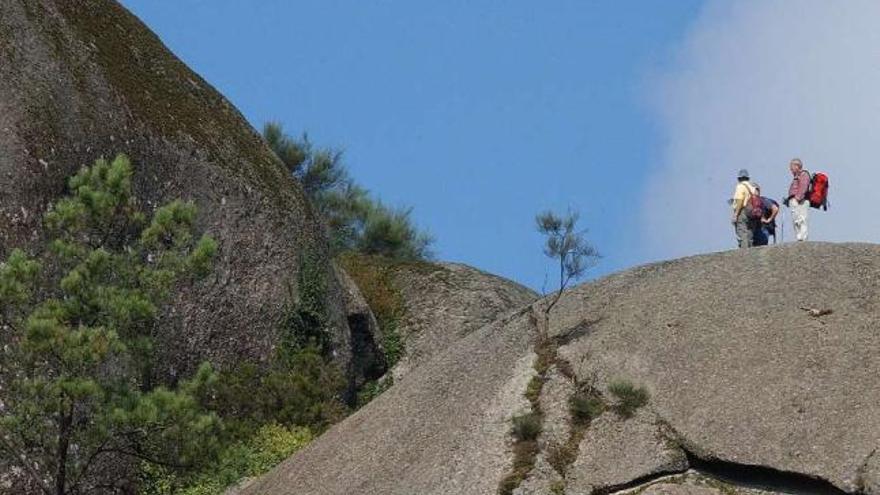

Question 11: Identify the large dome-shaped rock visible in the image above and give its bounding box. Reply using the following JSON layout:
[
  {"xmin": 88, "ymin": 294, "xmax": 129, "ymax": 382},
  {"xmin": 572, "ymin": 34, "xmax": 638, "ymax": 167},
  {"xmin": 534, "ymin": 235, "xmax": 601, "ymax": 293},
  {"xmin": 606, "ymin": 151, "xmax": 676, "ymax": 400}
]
[
  {"xmin": 239, "ymin": 243, "xmax": 880, "ymax": 495},
  {"xmin": 0, "ymin": 0, "xmax": 384, "ymax": 386}
]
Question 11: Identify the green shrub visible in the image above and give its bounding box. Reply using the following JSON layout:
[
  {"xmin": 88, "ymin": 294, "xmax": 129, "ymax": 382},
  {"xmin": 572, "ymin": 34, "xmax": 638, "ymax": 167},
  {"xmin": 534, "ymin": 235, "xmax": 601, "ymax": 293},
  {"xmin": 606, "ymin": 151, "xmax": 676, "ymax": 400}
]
[
  {"xmin": 381, "ymin": 318, "xmax": 403, "ymax": 368},
  {"xmin": 608, "ymin": 380, "xmax": 649, "ymax": 418},
  {"xmin": 200, "ymin": 349, "xmax": 347, "ymax": 438},
  {"xmin": 569, "ymin": 391, "xmax": 605, "ymax": 424},
  {"xmin": 175, "ymin": 248, "xmax": 347, "ymax": 495},
  {"xmin": 511, "ymin": 412, "xmax": 542, "ymax": 442},
  {"xmin": 240, "ymin": 424, "xmax": 314, "ymax": 476},
  {"xmin": 524, "ymin": 375, "xmax": 545, "ymax": 406},
  {"xmin": 143, "ymin": 423, "xmax": 313, "ymax": 495},
  {"xmin": 356, "ymin": 203, "xmax": 434, "ymax": 260},
  {"xmin": 279, "ymin": 251, "xmax": 332, "ymax": 357}
]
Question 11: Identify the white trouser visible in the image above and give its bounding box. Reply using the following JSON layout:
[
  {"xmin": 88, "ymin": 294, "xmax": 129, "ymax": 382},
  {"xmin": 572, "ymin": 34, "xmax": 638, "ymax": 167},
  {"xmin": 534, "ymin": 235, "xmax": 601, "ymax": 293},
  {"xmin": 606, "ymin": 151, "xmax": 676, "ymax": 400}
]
[{"xmin": 790, "ymin": 199, "xmax": 809, "ymax": 241}]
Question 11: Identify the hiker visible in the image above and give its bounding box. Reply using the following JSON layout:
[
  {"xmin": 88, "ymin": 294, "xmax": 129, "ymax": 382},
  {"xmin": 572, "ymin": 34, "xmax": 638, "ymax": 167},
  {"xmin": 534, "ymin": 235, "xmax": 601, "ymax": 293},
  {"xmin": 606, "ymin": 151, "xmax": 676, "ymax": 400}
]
[
  {"xmin": 751, "ymin": 183, "xmax": 780, "ymax": 246},
  {"xmin": 730, "ymin": 168, "xmax": 759, "ymax": 248},
  {"xmin": 786, "ymin": 158, "xmax": 810, "ymax": 241}
]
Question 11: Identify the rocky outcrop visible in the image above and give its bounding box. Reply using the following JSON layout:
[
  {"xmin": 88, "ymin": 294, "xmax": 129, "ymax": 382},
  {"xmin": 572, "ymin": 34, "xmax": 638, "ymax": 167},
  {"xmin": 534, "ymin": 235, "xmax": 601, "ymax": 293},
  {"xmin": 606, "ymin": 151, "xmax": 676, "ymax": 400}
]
[
  {"xmin": 553, "ymin": 242, "xmax": 880, "ymax": 494},
  {"xmin": 0, "ymin": 0, "xmax": 378, "ymax": 387},
  {"xmin": 340, "ymin": 254, "xmax": 537, "ymax": 382},
  {"xmin": 240, "ymin": 243, "xmax": 880, "ymax": 495},
  {"xmin": 239, "ymin": 308, "xmax": 538, "ymax": 495},
  {"xmin": 391, "ymin": 261, "xmax": 537, "ymax": 380}
]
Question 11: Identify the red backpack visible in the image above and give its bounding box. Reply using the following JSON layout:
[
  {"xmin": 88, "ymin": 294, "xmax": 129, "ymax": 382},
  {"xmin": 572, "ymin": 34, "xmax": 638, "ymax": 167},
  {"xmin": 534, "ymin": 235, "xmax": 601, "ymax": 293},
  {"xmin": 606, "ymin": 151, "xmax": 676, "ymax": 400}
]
[
  {"xmin": 807, "ymin": 172, "xmax": 830, "ymax": 210},
  {"xmin": 746, "ymin": 183, "xmax": 764, "ymax": 220}
]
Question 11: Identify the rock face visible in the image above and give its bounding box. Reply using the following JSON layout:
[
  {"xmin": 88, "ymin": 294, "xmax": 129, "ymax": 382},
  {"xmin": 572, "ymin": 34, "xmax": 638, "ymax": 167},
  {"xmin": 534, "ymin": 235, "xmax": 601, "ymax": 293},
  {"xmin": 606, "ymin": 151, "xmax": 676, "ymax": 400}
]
[
  {"xmin": 237, "ymin": 308, "xmax": 538, "ymax": 495},
  {"xmin": 387, "ymin": 260, "xmax": 538, "ymax": 381},
  {"xmin": 0, "ymin": 0, "xmax": 383, "ymax": 386},
  {"xmin": 240, "ymin": 243, "xmax": 880, "ymax": 495}
]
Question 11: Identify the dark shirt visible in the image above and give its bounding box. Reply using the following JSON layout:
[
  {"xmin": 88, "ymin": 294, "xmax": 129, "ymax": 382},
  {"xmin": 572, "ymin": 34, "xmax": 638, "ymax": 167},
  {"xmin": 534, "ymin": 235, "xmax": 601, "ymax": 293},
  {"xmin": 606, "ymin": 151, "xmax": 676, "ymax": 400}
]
[
  {"xmin": 756, "ymin": 197, "xmax": 779, "ymax": 243},
  {"xmin": 760, "ymin": 197, "xmax": 779, "ymax": 218}
]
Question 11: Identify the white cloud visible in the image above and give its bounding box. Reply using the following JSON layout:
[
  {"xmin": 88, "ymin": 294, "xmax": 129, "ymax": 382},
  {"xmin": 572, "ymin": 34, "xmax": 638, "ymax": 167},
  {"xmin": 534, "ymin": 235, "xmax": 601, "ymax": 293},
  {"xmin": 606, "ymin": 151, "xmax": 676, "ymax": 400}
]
[{"xmin": 642, "ymin": 0, "xmax": 880, "ymax": 261}]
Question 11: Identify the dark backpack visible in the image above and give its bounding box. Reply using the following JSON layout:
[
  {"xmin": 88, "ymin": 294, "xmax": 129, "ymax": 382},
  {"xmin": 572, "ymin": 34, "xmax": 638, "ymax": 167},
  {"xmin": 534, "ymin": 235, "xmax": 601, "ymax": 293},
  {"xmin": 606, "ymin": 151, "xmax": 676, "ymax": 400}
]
[{"xmin": 807, "ymin": 172, "xmax": 830, "ymax": 210}]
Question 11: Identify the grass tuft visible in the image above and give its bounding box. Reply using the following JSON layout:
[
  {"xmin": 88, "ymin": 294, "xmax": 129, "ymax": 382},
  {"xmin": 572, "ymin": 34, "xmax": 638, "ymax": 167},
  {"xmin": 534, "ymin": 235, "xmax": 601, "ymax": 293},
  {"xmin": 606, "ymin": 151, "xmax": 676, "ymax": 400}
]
[
  {"xmin": 524, "ymin": 375, "xmax": 545, "ymax": 406},
  {"xmin": 608, "ymin": 380, "xmax": 649, "ymax": 418},
  {"xmin": 511, "ymin": 412, "xmax": 542, "ymax": 442},
  {"xmin": 569, "ymin": 391, "xmax": 606, "ymax": 425}
]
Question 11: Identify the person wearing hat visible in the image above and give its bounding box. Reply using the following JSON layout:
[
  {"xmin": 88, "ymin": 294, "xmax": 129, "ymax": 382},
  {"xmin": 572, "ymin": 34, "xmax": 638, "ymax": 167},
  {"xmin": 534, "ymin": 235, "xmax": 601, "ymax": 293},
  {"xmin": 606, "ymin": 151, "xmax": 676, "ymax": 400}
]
[{"xmin": 731, "ymin": 168, "xmax": 758, "ymax": 248}]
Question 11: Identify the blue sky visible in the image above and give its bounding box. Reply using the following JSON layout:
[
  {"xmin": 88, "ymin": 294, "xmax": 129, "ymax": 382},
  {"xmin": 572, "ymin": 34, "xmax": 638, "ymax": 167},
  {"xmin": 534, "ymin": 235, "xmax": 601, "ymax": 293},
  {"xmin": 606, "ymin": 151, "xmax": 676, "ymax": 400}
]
[{"xmin": 121, "ymin": 1, "xmax": 704, "ymax": 291}]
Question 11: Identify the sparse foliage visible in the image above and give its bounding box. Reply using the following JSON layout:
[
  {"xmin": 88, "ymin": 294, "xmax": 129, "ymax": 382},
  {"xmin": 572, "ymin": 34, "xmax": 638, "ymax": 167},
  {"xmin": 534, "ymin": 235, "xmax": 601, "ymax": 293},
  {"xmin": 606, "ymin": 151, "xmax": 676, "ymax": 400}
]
[
  {"xmin": 511, "ymin": 412, "xmax": 542, "ymax": 442},
  {"xmin": 263, "ymin": 122, "xmax": 433, "ymax": 259},
  {"xmin": 0, "ymin": 155, "xmax": 220, "ymax": 494},
  {"xmin": 569, "ymin": 390, "xmax": 606, "ymax": 425},
  {"xmin": 524, "ymin": 376, "xmax": 545, "ymax": 405},
  {"xmin": 263, "ymin": 122, "xmax": 348, "ymax": 197},
  {"xmin": 280, "ymin": 251, "xmax": 333, "ymax": 357},
  {"xmin": 608, "ymin": 380, "xmax": 649, "ymax": 418},
  {"xmin": 357, "ymin": 202, "xmax": 434, "ymax": 260},
  {"xmin": 536, "ymin": 209, "xmax": 600, "ymax": 316}
]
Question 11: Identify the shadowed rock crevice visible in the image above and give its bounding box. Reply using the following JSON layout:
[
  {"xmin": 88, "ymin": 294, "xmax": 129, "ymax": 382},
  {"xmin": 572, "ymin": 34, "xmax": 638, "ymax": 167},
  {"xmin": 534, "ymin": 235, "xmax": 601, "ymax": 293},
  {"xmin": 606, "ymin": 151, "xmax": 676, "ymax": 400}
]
[
  {"xmin": 595, "ymin": 415, "xmax": 853, "ymax": 495},
  {"xmin": 594, "ymin": 441, "xmax": 853, "ymax": 495},
  {"xmin": 683, "ymin": 451, "xmax": 848, "ymax": 495},
  {"xmin": 345, "ymin": 313, "xmax": 388, "ymax": 405}
]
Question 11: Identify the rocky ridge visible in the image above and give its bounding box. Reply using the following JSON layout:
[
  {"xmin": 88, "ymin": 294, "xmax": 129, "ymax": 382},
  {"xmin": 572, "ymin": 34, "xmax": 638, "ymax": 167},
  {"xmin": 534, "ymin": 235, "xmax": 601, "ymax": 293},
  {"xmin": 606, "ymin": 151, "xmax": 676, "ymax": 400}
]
[{"xmin": 239, "ymin": 243, "xmax": 880, "ymax": 495}]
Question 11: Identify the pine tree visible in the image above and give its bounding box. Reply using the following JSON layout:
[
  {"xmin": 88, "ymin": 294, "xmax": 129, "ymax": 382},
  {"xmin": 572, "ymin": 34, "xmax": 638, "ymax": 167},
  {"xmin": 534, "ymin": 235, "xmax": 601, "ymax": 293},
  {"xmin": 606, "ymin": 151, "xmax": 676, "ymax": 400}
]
[
  {"xmin": 0, "ymin": 155, "xmax": 221, "ymax": 494},
  {"xmin": 536, "ymin": 209, "xmax": 600, "ymax": 317},
  {"xmin": 262, "ymin": 122, "xmax": 433, "ymax": 259}
]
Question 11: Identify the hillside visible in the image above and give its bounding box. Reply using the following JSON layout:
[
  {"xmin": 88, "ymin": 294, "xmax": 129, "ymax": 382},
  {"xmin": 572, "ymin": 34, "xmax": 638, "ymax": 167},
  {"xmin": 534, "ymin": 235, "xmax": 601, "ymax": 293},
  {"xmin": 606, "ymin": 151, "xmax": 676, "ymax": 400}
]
[
  {"xmin": 0, "ymin": 0, "xmax": 381, "ymax": 388},
  {"xmin": 239, "ymin": 243, "xmax": 880, "ymax": 495}
]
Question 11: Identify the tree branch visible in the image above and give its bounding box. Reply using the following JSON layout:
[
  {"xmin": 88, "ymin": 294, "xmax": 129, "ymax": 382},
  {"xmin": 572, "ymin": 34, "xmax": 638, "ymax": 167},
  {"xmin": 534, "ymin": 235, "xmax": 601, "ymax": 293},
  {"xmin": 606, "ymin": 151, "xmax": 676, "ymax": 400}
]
[{"xmin": 68, "ymin": 436, "xmax": 113, "ymax": 492}]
